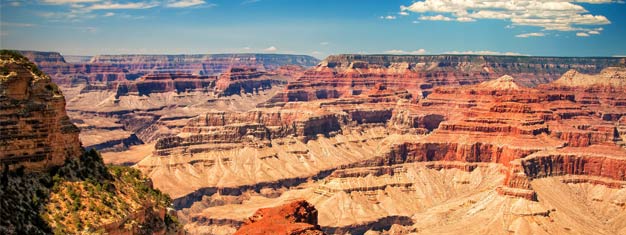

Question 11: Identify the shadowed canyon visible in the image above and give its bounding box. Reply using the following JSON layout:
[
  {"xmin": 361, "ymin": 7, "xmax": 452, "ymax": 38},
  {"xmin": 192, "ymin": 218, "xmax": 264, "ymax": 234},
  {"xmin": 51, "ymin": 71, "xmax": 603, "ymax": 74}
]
[{"xmin": 2, "ymin": 49, "xmax": 625, "ymax": 234}]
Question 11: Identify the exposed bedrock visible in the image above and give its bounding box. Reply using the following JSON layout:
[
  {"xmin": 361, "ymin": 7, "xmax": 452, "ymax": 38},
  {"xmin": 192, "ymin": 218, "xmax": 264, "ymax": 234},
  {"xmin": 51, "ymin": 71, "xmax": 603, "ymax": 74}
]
[
  {"xmin": 264, "ymin": 54, "xmax": 623, "ymax": 105},
  {"xmin": 522, "ymin": 145, "xmax": 626, "ymax": 182},
  {"xmin": 0, "ymin": 51, "xmax": 82, "ymax": 170},
  {"xmin": 234, "ymin": 200, "xmax": 324, "ymax": 235}
]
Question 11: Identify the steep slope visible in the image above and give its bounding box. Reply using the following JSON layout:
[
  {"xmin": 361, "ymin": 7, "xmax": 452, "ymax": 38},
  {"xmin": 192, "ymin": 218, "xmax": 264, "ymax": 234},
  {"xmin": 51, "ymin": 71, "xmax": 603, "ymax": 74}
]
[
  {"xmin": 233, "ymin": 200, "xmax": 324, "ymax": 235},
  {"xmin": 0, "ymin": 50, "xmax": 180, "ymax": 235},
  {"xmin": 1, "ymin": 50, "xmax": 81, "ymax": 170}
]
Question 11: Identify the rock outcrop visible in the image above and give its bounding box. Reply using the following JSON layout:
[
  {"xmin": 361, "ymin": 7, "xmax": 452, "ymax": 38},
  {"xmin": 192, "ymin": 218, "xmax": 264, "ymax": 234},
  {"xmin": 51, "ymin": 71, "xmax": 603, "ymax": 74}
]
[
  {"xmin": 234, "ymin": 200, "xmax": 324, "ymax": 235},
  {"xmin": 0, "ymin": 50, "xmax": 81, "ymax": 170},
  {"xmin": 0, "ymin": 50, "xmax": 180, "ymax": 235}
]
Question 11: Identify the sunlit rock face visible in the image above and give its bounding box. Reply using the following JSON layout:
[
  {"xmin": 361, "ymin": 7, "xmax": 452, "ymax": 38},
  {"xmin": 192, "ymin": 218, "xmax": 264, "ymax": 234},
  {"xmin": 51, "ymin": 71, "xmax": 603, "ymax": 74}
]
[{"xmin": 0, "ymin": 51, "xmax": 81, "ymax": 170}]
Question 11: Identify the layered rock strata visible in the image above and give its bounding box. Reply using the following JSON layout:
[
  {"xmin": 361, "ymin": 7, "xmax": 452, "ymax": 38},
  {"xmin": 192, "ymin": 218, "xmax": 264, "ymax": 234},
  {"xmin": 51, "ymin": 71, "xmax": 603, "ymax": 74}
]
[
  {"xmin": 0, "ymin": 51, "xmax": 81, "ymax": 170},
  {"xmin": 137, "ymin": 66, "xmax": 626, "ymax": 234},
  {"xmin": 265, "ymin": 54, "xmax": 622, "ymax": 104},
  {"xmin": 233, "ymin": 200, "xmax": 324, "ymax": 235}
]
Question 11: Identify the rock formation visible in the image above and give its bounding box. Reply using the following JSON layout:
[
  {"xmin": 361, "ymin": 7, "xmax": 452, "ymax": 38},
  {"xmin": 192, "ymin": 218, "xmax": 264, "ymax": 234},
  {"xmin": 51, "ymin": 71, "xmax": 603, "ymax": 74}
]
[
  {"xmin": 234, "ymin": 200, "xmax": 324, "ymax": 235},
  {"xmin": 0, "ymin": 50, "xmax": 81, "ymax": 170},
  {"xmin": 264, "ymin": 54, "xmax": 621, "ymax": 105},
  {"xmin": 0, "ymin": 50, "xmax": 180, "ymax": 235}
]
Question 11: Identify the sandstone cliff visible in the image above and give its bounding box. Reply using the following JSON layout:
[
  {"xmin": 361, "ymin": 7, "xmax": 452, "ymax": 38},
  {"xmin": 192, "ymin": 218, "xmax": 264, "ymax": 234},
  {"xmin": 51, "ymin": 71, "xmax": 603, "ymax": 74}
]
[
  {"xmin": 234, "ymin": 200, "xmax": 324, "ymax": 235},
  {"xmin": 0, "ymin": 50, "xmax": 180, "ymax": 235},
  {"xmin": 0, "ymin": 50, "xmax": 81, "ymax": 170}
]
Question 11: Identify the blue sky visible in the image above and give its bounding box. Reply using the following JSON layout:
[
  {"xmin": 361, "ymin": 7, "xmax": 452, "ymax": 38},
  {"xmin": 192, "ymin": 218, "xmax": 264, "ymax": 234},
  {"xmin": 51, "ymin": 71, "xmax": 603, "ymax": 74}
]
[{"xmin": 1, "ymin": 0, "xmax": 625, "ymax": 58}]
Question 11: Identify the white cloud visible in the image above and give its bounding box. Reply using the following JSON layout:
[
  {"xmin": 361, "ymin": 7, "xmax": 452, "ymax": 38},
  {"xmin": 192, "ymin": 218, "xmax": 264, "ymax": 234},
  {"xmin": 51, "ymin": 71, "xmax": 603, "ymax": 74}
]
[
  {"xmin": 516, "ymin": 32, "xmax": 546, "ymax": 38},
  {"xmin": 444, "ymin": 50, "xmax": 528, "ymax": 56},
  {"xmin": 412, "ymin": 20, "xmax": 420, "ymax": 24},
  {"xmin": 311, "ymin": 51, "xmax": 322, "ymax": 55},
  {"xmin": 399, "ymin": 11, "xmax": 409, "ymax": 16},
  {"xmin": 385, "ymin": 49, "xmax": 427, "ymax": 55},
  {"xmin": 587, "ymin": 30, "xmax": 600, "ymax": 34},
  {"xmin": 381, "ymin": 15, "xmax": 397, "ymax": 20},
  {"xmin": 87, "ymin": 2, "xmax": 159, "ymax": 10},
  {"xmin": 400, "ymin": 0, "xmax": 615, "ymax": 36},
  {"xmin": 264, "ymin": 46, "xmax": 277, "ymax": 52},
  {"xmin": 571, "ymin": 30, "xmax": 590, "ymax": 36},
  {"xmin": 166, "ymin": 0, "xmax": 207, "ymax": 8},
  {"xmin": 419, "ymin": 14, "xmax": 452, "ymax": 21},
  {"xmin": 103, "ymin": 12, "xmax": 115, "ymax": 17},
  {"xmin": 456, "ymin": 17, "xmax": 475, "ymax": 22}
]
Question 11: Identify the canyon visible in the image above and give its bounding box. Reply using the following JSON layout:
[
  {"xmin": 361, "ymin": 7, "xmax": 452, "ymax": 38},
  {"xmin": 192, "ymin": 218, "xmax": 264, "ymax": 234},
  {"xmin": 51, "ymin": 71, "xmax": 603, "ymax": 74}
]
[{"xmin": 13, "ymin": 51, "xmax": 626, "ymax": 234}]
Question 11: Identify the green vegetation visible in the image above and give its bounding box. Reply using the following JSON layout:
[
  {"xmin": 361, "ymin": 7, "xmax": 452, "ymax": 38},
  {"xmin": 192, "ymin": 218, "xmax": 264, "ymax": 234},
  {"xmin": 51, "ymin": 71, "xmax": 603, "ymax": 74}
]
[
  {"xmin": 0, "ymin": 50, "xmax": 28, "ymax": 61},
  {"xmin": 0, "ymin": 149, "xmax": 179, "ymax": 235},
  {"xmin": 0, "ymin": 50, "xmax": 48, "ymax": 79}
]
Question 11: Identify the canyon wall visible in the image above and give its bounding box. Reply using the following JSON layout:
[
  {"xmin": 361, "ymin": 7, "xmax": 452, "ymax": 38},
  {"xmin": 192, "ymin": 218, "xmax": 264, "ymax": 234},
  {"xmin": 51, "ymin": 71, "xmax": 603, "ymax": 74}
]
[
  {"xmin": 0, "ymin": 51, "xmax": 82, "ymax": 170},
  {"xmin": 265, "ymin": 54, "xmax": 622, "ymax": 105}
]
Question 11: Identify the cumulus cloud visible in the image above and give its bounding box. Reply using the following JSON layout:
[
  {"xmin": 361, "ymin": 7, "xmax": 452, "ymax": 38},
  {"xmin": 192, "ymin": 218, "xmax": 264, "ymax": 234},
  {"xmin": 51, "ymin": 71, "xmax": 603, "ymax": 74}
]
[
  {"xmin": 385, "ymin": 49, "xmax": 427, "ymax": 55},
  {"xmin": 381, "ymin": 15, "xmax": 397, "ymax": 20},
  {"xmin": 419, "ymin": 14, "xmax": 452, "ymax": 21},
  {"xmin": 87, "ymin": 2, "xmax": 159, "ymax": 10},
  {"xmin": 443, "ymin": 50, "xmax": 528, "ymax": 56},
  {"xmin": 166, "ymin": 0, "xmax": 208, "ymax": 8},
  {"xmin": 399, "ymin": 11, "xmax": 409, "ymax": 16},
  {"xmin": 264, "ymin": 46, "xmax": 277, "ymax": 52},
  {"xmin": 576, "ymin": 32, "xmax": 590, "ymax": 37},
  {"xmin": 400, "ymin": 0, "xmax": 615, "ymax": 36},
  {"xmin": 515, "ymin": 32, "xmax": 546, "ymax": 38}
]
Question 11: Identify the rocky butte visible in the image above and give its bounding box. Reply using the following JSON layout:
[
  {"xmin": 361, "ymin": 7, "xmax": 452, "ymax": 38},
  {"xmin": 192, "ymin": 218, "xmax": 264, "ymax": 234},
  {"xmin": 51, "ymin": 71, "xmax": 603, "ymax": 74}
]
[
  {"xmin": 128, "ymin": 54, "xmax": 626, "ymax": 234},
  {"xmin": 0, "ymin": 50, "xmax": 180, "ymax": 234}
]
